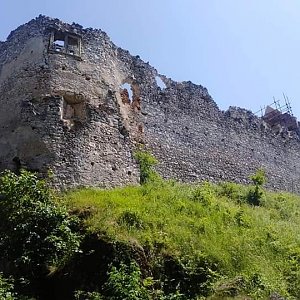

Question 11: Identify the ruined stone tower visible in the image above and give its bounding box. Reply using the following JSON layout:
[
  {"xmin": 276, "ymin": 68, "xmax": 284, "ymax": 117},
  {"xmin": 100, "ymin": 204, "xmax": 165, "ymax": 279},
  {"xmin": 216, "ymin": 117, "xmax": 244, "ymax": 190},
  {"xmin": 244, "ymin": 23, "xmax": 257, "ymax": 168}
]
[{"xmin": 1, "ymin": 16, "xmax": 300, "ymax": 191}]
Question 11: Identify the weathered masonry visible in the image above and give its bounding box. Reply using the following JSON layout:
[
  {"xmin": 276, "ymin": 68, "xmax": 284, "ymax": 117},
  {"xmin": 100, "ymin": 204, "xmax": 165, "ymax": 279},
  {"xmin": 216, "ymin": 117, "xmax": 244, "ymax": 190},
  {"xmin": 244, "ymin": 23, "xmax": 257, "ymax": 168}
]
[{"xmin": 1, "ymin": 15, "xmax": 300, "ymax": 192}]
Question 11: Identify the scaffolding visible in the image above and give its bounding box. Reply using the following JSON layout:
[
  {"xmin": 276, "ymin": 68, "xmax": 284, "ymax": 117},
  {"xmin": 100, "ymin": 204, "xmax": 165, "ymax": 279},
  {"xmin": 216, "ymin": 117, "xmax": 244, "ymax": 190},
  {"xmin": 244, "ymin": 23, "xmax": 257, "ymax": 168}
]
[{"xmin": 255, "ymin": 94, "xmax": 293, "ymax": 118}]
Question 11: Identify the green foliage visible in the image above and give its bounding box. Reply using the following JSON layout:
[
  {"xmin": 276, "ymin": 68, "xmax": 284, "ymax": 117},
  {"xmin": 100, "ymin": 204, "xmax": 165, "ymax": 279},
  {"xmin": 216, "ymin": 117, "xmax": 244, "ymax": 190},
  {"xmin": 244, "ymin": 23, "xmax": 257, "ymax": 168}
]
[
  {"xmin": 2, "ymin": 167, "xmax": 298, "ymax": 299},
  {"xmin": 0, "ymin": 274, "xmax": 30, "ymax": 300},
  {"xmin": 0, "ymin": 170, "xmax": 81, "ymax": 277},
  {"xmin": 217, "ymin": 182, "xmax": 247, "ymax": 204},
  {"xmin": 74, "ymin": 290, "xmax": 104, "ymax": 300},
  {"xmin": 192, "ymin": 182, "xmax": 215, "ymax": 205},
  {"xmin": 247, "ymin": 168, "xmax": 266, "ymax": 206},
  {"xmin": 0, "ymin": 274, "xmax": 17, "ymax": 300},
  {"xmin": 158, "ymin": 254, "xmax": 219, "ymax": 298},
  {"xmin": 134, "ymin": 150, "xmax": 161, "ymax": 184},
  {"xmin": 250, "ymin": 168, "xmax": 266, "ymax": 186},
  {"xmin": 104, "ymin": 261, "xmax": 149, "ymax": 300},
  {"xmin": 212, "ymin": 273, "xmax": 270, "ymax": 299},
  {"xmin": 66, "ymin": 178, "xmax": 300, "ymax": 299},
  {"xmin": 118, "ymin": 211, "xmax": 144, "ymax": 229},
  {"xmin": 284, "ymin": 248, "xmax": 300, "ymax": 298}
]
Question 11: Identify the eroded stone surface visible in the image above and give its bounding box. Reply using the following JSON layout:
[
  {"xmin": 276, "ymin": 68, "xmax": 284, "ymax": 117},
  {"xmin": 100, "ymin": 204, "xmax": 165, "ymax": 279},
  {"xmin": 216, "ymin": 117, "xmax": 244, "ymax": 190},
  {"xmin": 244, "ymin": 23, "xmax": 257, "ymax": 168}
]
[{"xmin": 1, "ymin": 15, "xmax": 300, "ymax": 192}]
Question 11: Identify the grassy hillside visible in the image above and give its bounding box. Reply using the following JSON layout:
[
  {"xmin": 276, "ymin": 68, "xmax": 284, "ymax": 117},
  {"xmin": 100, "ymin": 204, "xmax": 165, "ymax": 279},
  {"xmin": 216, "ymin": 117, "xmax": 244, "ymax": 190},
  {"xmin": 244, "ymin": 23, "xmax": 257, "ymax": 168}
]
[
  {"xmin": 0, "ymin": 164, "xmax": 300, "ymax": 299},
  {"xmin": 65, "ymin": 179, "xmax": 300, "ymax": 299}
]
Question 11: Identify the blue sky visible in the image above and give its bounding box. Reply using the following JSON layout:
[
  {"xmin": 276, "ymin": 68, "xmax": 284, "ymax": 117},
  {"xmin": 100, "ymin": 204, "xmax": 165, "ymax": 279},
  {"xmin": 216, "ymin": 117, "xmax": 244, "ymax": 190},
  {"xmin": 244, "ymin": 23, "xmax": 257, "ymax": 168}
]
[{"xmin": 1, "ymin": 0, "xmax": 300, "ymax": 119}]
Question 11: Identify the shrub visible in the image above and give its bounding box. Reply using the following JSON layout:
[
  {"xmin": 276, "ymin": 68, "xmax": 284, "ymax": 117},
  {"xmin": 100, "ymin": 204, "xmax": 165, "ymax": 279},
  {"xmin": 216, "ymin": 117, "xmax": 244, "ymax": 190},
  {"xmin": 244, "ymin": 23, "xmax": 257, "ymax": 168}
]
[
  {"xmin": 134, "ymin": 150, "xmax": 161, "ymax": 184},
  {"xmin": 160, "ymin": 254, "xmax": 219, "ymax": 298},
  {"xmin": 104, "ymin": 261, "xmax": 149, "ymax": 300},
  {"xmin": 250, "ymin": 169, "xmax": 266, "ymax": 187},
  {"xmin": 0, "ymin": 170, "xmax": 81, "ymax": 278},
  {"xmin": 74, "ymin": 290, "xmax": 103, "ymax": 300},
  {"xmin": 0, "ymin": 274, "xmax": 17, "ymax": 300},
  {"xmin": 247, "ymin": 169, "xmax": 266, "ymax": 206},
  {"xmin": 191, "ymin": 182, "xmax": 215, "ymax": 205},
  {"xmin": 0, "ymin": 273, "xmax": 29, "ymax": 300},
  {"xmin": 217, "ymin": 182, "xmax": 246, "ymax": 204},
  {"xmin": 118, "ymin": 211, "xmax": 144, "ymax": 229}
]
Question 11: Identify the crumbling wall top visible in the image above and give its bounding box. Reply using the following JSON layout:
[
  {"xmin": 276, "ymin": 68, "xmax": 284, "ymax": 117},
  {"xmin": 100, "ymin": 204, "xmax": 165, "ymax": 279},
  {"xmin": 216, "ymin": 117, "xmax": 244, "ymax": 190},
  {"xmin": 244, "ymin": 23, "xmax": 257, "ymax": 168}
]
[
  {"xmin": 225, "ymin": 106, "xmax": 259, "ymax": 123},
  {"xmin": 1, "ymin": 15, "xmax": 299, "ymax": 142}
]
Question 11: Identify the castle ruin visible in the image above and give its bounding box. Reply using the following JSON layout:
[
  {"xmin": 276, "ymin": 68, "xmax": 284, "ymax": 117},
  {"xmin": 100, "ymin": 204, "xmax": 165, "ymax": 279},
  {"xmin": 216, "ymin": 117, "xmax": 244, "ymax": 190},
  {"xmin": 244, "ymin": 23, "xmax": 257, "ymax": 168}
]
[{"xmin": 1, "ymin": 15, "xmax": 300, "ymax": 192}]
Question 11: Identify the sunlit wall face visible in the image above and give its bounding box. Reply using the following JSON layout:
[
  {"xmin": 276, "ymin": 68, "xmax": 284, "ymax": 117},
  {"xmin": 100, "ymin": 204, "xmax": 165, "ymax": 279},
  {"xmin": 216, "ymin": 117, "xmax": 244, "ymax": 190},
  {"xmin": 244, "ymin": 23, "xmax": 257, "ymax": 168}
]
[{"xmin": 1, "ymin": 1, "xmax": 300, "ymax": 119}]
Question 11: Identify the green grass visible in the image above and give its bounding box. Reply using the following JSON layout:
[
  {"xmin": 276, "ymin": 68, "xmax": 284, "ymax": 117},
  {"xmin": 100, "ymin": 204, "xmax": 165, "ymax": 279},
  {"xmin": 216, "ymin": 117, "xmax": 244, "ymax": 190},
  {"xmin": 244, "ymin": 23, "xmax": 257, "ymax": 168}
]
[{"xmin": 64, "ymin": 180, "xmax": 300, "ymax": 299}]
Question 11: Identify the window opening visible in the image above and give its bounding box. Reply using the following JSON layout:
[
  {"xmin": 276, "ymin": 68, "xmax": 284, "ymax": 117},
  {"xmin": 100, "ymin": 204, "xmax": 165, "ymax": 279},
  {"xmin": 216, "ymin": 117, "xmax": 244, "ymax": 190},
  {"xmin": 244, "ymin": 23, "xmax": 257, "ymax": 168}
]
[
  {"xmin": 61, "ymin": 93, "xmax": 86, "ymax": 129},
  {"xmin": 54, "ymin": 40, "xmax": 65, "ymax": 50},
  {"xmin": 67, "ymin": 35, "xmax": 79, "ymax": 56},
  {"xmin": 120, "ymin": 81, "xmax": 141, "ymax": 109},
  {"xmin": 52, "ymin": 31, "xmax": 65, "ymax": 52},
  {"xmin": 155, "ymin": 76, "xmax": 166, "ymax": 90},
  {"xmin": 49, "ymin": 31, "xmax": 81, "ymax": 57},
  {"xmin": 68, "ymin": 36, "xmax": 79, "ymax": 45},
  {"xmin": 121, "ymin": 83, "xmax": 133, "ymax": 103}
]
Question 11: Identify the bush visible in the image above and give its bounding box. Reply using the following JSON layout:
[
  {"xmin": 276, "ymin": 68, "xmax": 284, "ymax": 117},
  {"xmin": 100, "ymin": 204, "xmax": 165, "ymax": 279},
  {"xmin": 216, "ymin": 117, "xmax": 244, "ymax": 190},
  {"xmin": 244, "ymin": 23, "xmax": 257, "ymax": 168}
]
[
  {"xmin": 217, "ymin": 182, "xmax": 246, "ymax": 204},
  {"xmin": 134, "ymin": 150, "xmax": 161, "ymax": 184},
  {"xmin": 74, "ymin": 290, "xmax": 103, "ymax": 300},
  {"xmin": 0, "ymin": 170, "xmax": 81, "ymax": 278},
  {"xmin": 191, "ymin": 182, "xmax": 215, "ymax": 205},
  {"xmin": 104, "ymin": 261, "xmax": 149, "ymax": 300},
  {"xmin": 247, "ymin": 169, "xmax": 266, "ymax": 206},
  {"xmin": 0, "ymin": 273, "xmax": 17, "ymax": 300},
  {"xmin": 160, "ymin": 254, "xmax": 219, "ymax": 298},
  {"xmin": 118, "ymin": 211, "xmax": 144, "ymax": 229}
]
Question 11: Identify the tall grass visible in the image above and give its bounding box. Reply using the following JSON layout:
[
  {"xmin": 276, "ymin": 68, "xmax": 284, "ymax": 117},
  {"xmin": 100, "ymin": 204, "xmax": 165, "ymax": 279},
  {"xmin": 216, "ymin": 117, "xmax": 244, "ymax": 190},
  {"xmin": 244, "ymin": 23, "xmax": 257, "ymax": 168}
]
[{"xmin": 65, "ymin": 180, "xmax": 300, "ymax": 299}]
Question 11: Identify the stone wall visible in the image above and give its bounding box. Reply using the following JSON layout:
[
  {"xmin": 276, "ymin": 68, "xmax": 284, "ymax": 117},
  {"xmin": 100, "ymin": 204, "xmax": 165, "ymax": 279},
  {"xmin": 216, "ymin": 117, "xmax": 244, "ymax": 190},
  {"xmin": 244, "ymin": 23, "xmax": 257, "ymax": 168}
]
[{"xmin": 1, "ymin": 16, "xmax": 300, "ymax": 192}]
